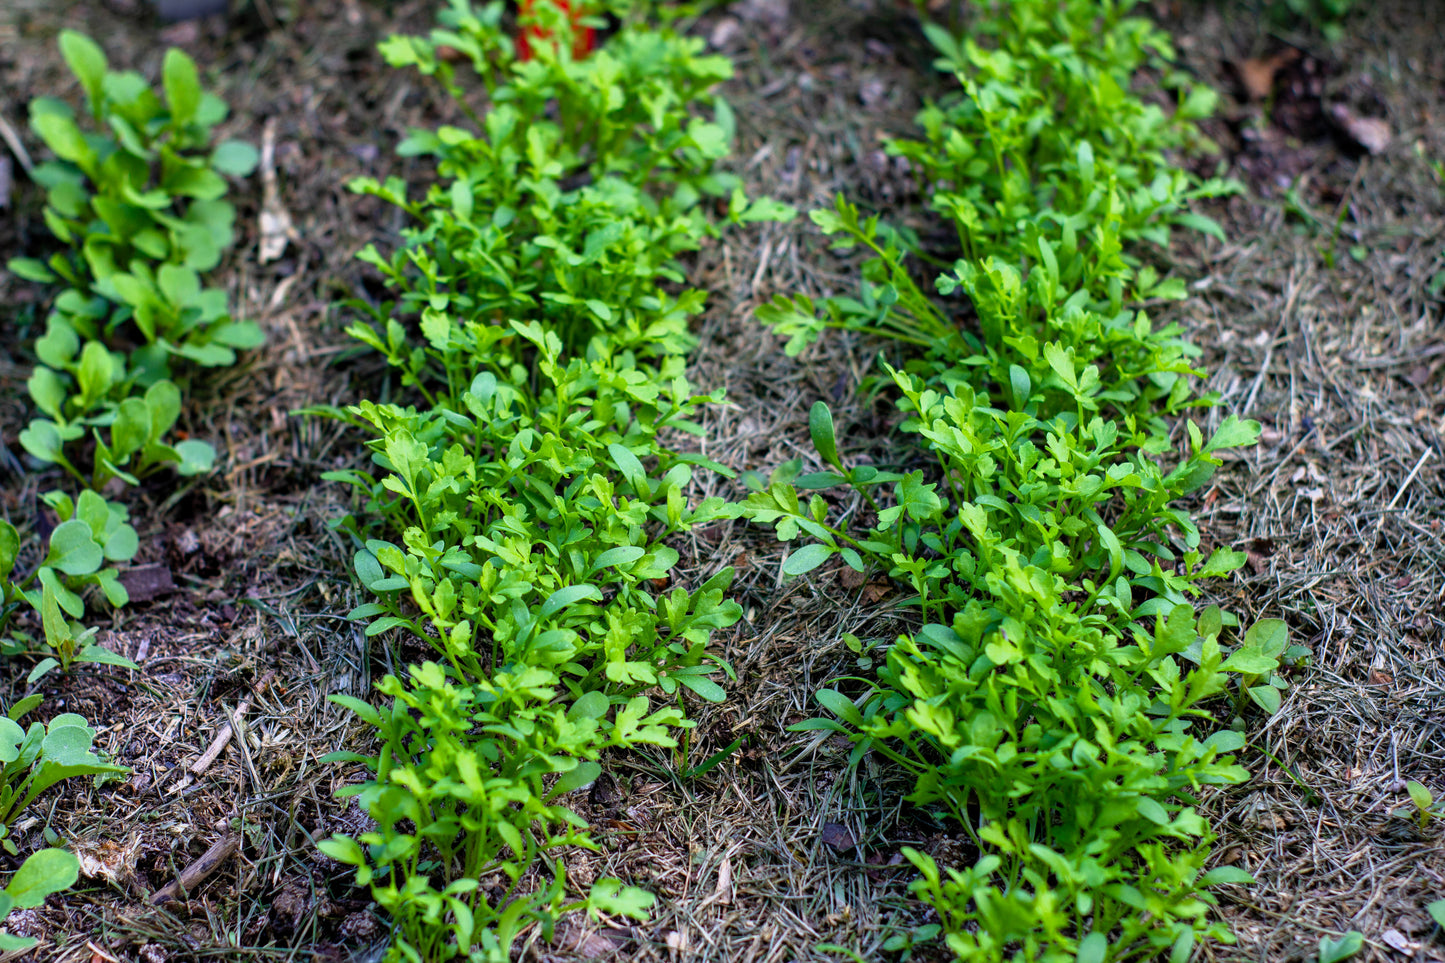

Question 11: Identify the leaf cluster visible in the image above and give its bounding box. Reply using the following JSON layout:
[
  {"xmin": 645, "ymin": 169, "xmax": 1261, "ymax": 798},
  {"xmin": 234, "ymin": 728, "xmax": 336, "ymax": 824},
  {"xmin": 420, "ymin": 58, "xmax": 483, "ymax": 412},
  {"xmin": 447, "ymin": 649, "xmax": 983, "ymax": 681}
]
[
  {"xmin": 9, "ymin": 30, "xmax": 259, "ymax": 487},
  {"xmin": 747, "ymin": 1, "xmax": 1295, "ymax": 958},
  {"xmin": 316, "ymin": 3, "xmax": 789, "ymax": 958},
  {"xmin": 3, "ymin": 31, "xmax": 251, "ymax": 682}
]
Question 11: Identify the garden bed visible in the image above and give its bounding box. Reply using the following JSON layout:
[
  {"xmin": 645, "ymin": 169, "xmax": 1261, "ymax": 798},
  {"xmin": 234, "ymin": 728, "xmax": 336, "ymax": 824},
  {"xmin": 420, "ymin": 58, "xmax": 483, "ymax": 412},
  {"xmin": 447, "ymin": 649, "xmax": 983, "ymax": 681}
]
[{"xmin": 0, "ymin": 0, "xmax": 1441, "ymax": 961}]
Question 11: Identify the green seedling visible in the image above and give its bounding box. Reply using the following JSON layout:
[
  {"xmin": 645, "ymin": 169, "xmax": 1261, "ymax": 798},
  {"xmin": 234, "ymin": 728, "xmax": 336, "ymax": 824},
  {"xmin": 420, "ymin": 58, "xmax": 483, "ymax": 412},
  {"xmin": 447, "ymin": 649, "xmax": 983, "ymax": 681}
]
[
  {"xmin": 746, "ymin": 0, "xmax": 1290, "ymax": 957},
  {"xmin": 1398, "ymin": 781, "xmax": 1441, "ymax": 831},
  {"xmin": 1, "ymin": 491, "xmax": 141, "ymax": 679},
  {"xmin": 1317, "ymin": 930, "xmax": 1364, "ymax": 963},
  {"xmin": 314, "ymin": 1, "xmax": 791, "ymax": 957},
  {"xmin": 10, "ymin": 30, "xmax": 257, "ymax": 486},
  {"xmin": 1222, "ymin": 617, "xmax": 1291, "ymax": 716},
  {"xmin": 0, "ymin": 848, "xmax": 82, "ymax": 950},
  {"xmin": 0, "ymin": 709, "xmax": 126, "ymax": 851},
  {"xmin": 9, "ymin": 31, "xmax": 260, "ymax": 375}
]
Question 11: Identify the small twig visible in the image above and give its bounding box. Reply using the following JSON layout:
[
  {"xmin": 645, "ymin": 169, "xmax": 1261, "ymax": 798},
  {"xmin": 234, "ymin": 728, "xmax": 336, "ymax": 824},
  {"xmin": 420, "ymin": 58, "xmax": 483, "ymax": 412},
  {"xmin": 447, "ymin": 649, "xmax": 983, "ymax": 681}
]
[
  {"xmin": 0, "ymin": 111, "xmax": 33, "ymax": 177},
  {"xmin": 151, "ymin": 834, "xmax": 241, "ymax": 905},
  {"xmin": 189, "ymin": 670, "xmax": 277, "ymax": 777},
  {"xmin": 1383, "ymin": 447, "xmax": 1434, "ymax": 513},
  {"xmin": 1241, "ymin": 342, "xmax": 1275, "ymax": 418},
  {"xmin": 226, "ymin": 703, "xmax": 264, "ymax": 795}
]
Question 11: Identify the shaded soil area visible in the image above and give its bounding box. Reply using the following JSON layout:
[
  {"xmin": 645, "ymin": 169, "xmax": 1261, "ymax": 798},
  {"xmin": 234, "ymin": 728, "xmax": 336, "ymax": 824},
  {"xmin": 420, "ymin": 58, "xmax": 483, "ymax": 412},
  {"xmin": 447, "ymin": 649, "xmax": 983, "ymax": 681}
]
[{"xmin": 0, "ymin": 0, "xmax": 1441, "ymax": 961}]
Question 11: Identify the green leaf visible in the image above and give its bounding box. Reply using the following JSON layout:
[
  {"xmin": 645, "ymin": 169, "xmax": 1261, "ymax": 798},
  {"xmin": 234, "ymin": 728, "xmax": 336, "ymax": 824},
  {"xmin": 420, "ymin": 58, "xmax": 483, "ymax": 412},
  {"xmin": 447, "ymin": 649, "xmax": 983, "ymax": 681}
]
[
  {"xmin": 591, "ymin": 546, "xmax": 645, "ymax": 572},
  {"xmin": 174, "ymin": 440, "xmax": 216, "ymax": 476},
  {"xmin": 1243, "ymin": 618, "xmax": 1289, "ymax": 658},
  {"xmin": 815, "ymin": 689, "xmax": 863, "ymax": 728},
  {"xmin": 1247, "ymin": 684, "xmax": 1282, "ymax": 714},
  {"xmin": 675, "ymin": 673, "xmax": 726, "ymax": 703},
  {"xmin": 1222, "ymin": 649, "xmax": 1279, "ymax": 675},
  {"xmin": 26, "ymin": 659, "xmax": 60, "ymax": 686},
  {"xmin": 31, "ymin": 112, "xmax": 92, "ymax": 169},
  {"xmin": 809, "ymin": 401, "xmax": 840, "ymax": 470},
  {"xmin": 1199, "ymin": 866, "xmax": 1254, "ymax": 886},
  {"xmin": 551, "ymin": 760, "xmax": 602, "ymax": 796},
  {"xmin": 1206, "ymin": 415, "xmax": 1261, "ymax": 452},
  {"xmin": 897, "ymin": 473, "xmax": 942, "ymax": 522},
  {"xmin": 3, "ymin": 848, "xmax": 78, "ymax": 908},
  {"xmin": 1427, "ymin": 899, "xmax": 1445, "ymax": 929},
  {"xmin": 568, "ymin": 691, "xmax": 610, "ymax": 721},
  {"xmin": 7, "ymin": 695, "xmax": 41, "ymax": 723},
  {"xmin": 539, "ymin": 584, "xmax": 602, "ymax": 622},
  {"xmin": 1317, "ymin": 931, "xmax": 1364, "ymax": 963},
  {"xmin": 8, "ymin": 258, "xmax": 58, "ymax": 283},
  {"xmin": 316, "ymin": 835, "xmax": 365, "ymax": 866},
  {"xmin": 329, "ymin": 693, "xmax": 384, "ymax": 729},
  {"xmin": 162, "ymin": 48, "xmax": 202, "ymax": 127},
  {"xmin": 210, "ymin": 140, "xmax": 259, "ymax": 176},
  {"xmin": 76, "ymin": 643, "xmax": 139, "ymax": 670},
  {"xmin": 607, "ymin": 443, "xmax": 648, "ymax": 497},
  {"xmin": 587, "ymin": 879, "xmax": 654, "ymax": 921},
  {"xmin": 782, "ymin": 543, "xmax": 832, "ymax": 576},
  {"xmin": 58, "ymin": 31, "xmax": 108, "ymax": 110},
  {"xmin": 1075, "ymin": 932, "xmax": 1107, "ymax": 963},
  {"xmin": 45, "ymin": 520, "xmax": 103, "ymax": 577},
  {"xmin": 0, "ymin": 521, "xmax": 17, "ymax": 580},
  {"xmin": 1406, "ymin": 780, "xmax": 1433, "ymax": 812}
]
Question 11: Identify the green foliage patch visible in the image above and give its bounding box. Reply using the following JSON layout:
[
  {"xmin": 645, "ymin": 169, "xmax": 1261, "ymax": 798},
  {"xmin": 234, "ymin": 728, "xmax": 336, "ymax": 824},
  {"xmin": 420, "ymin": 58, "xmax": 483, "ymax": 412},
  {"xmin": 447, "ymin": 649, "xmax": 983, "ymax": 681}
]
[
  {"xmin": 751, "ymin": 0, "xmax": 1296, "ymax": 958},
  {"xmin": 315, "ymin": 2, "xmax": 790, "ymax": 958},
  {"xmin": 5, "ymin": 29, "xmax": 254, "ymax": 674}
]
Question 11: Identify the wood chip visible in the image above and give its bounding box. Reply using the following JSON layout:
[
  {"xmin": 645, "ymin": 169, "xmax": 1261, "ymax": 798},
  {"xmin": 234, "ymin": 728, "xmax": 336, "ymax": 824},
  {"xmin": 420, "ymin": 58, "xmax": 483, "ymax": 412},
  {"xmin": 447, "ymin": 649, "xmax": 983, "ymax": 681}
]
[
  {"xmin": 151, "ymin": 834, "xmax": 240, "ymax": 904},
  {"xmin": 1329, "ymin": 103, "xmax": 1391, "ymax": 154}
]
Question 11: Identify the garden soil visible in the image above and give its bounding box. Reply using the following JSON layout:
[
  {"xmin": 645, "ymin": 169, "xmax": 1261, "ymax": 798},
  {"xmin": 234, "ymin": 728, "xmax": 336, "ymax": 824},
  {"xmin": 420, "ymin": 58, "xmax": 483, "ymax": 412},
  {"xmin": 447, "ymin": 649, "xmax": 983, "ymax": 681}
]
[{"xmin": 0, "ymin": 0, "xmax": 1440, "ymax": 961}]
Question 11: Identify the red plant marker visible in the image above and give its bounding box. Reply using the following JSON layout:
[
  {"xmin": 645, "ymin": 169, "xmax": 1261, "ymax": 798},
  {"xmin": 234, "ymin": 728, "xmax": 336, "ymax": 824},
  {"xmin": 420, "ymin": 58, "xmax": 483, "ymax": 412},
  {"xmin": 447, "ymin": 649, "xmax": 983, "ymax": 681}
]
[{"xmin": 517, "ymin": 0, "xmax": 595, "ymax": 62}]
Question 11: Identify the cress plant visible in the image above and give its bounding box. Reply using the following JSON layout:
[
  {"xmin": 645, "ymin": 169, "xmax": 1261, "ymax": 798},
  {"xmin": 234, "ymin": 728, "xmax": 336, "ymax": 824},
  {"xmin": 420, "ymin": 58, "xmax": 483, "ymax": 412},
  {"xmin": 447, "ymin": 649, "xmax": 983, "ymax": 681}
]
[
  {"xmin": 751, "ymin": 0, "xmax": 1293, "ymax": 958},
  {"xmin": 317, "ymin": 2, "xmax": 791, "ymax": 958},
  {"xmin": 10, "ymin": 30, "xmax": 258, "ymax": 485},
  {"xmin": 5, "ymin": 31, "xmax": 252, "ymax": 679},
  {"xmin": 0, "ymin": 847, "xmax": 82, "ymax": 951}
]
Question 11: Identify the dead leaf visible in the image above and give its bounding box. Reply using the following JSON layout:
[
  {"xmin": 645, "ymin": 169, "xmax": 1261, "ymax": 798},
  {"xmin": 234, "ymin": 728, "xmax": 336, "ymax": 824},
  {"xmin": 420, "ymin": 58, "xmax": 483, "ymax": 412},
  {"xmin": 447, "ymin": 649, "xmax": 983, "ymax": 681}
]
[
  {"xmin": 1329, "ymin": 103, "xmax": 1391, "ymax": 154},
  {"xmin": 1233, "ymin": 49, "xmax": 1300, "ymax": 101},
  {"xmin": 664, "ymin": 930, "xmax": 688, "ymax": 958},
  {"xmin": 861, "ymin": 580, "xmax": 891, "ymax": 604},
  {"xmin": 1380, "ymin": 928, "xmax": 1414, "ymax": 954},
  {"xmin": 73, "ymin": 835, "xmax": 141, "ymax": 886},
  {"xmin": 258, "ymin": 118, "xmax": 297, "ymax": 264},
  {"xmin": 820, "ymin": 821, "xmax": 855, "ymax": 853},
  {"xmin": 553, "ymin": 920, "xmax": 620, "ymax": 959},
  {"xmin": 708, "ymin": 16, "xmax": 741, "ymax": 48},
  {"xmin": 714, "ymin": 850, "xmax": 733, "ymax": 905},
  {"xmin": 118, "ymin": 564, "xmax": 176, "ymax": 603}
]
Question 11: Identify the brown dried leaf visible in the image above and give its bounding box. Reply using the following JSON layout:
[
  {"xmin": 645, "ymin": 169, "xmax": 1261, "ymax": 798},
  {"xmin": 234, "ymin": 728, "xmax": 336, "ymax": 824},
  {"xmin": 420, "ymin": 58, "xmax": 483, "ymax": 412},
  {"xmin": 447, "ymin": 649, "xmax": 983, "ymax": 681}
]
[
  {"xmin": 1233, "ymin": 49, "xmax": 1300, "ymax": 102},
  {"xmin": 73, "ymin": 835, "xmax": 141, "ymax": 885},
  {"xmin": 1329, "ymin": 103, "xmax": 1391, "ymax": 154},
  {"xmin": 714, "ymin": 851, "xmax": 733, "ymax": 905},
  {"xmin": 118, "ymin": 563, "xmax": 176, "ymax": 603},
  {"xmin": 820, "ymin": 821, "xmax": 855, "ymax": 852}
]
